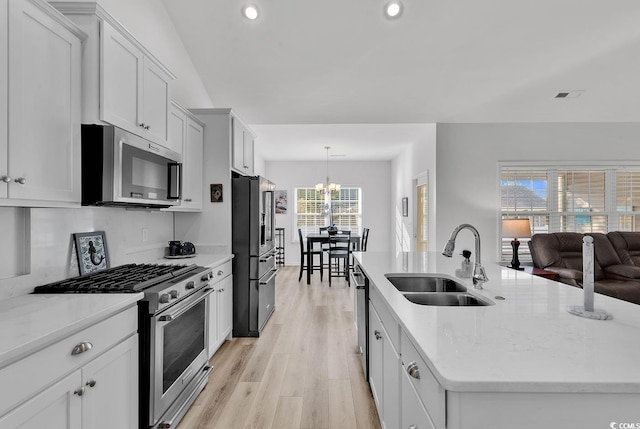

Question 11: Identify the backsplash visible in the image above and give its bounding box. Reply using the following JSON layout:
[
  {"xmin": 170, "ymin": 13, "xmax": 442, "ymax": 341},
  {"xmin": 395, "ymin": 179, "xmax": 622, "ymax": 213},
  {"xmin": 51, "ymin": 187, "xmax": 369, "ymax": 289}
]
[{"xmin": 0, "ymin": 206, "xmax": 174, "ymax": 299}]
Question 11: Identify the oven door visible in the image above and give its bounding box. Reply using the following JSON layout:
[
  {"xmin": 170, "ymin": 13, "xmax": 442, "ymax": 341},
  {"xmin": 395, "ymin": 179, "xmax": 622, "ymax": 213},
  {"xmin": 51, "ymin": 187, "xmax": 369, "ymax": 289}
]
[{"xmin": 149, "ymin": 286, "xmax": 213, "ymax": 425}]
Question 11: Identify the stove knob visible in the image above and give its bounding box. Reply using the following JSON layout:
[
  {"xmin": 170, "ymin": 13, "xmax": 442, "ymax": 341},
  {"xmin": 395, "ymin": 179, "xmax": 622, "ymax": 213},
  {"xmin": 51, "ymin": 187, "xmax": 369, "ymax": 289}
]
[
  {"xmin": 159, "ymin": 293, "xmax": 170, "ymax": 304},
  {"xmin": 201, "ymin": 273, "xmax": 210, "ymax": 281},
  {"xmin": 186, "ymin": 281, "xmax": 195, "ymax": 290},
  {"xmin": 170, "ymin": 290, "xmax": 180, "ymax": 299}
]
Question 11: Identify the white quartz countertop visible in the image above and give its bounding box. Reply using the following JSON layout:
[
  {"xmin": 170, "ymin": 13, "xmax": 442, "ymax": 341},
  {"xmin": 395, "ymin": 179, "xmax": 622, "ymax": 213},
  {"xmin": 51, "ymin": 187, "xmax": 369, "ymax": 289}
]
[
  {"xmin": 355, "ymin": 251, "xmax": 640, "ymax": 394},
  {"xmin": 0, "ymin": 293, "xmax": 143, "ymax": 368},
  {"xmin": 154, "ymin": 253, "xmax": 233, "ymax": 268}
]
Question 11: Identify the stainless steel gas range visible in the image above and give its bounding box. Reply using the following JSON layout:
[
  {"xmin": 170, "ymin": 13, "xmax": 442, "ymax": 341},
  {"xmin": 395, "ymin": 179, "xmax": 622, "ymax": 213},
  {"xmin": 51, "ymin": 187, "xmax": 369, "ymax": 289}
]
[{"xmin": 34, "ymin": 263, "xmax": 214, "ymax": 429}]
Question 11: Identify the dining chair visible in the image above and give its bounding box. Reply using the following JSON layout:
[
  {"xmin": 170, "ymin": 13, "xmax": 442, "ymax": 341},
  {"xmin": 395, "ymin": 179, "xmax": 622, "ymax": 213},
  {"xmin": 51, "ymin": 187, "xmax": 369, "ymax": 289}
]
[
  {"xmin": 361, "ymin": 228, "xmax": 370, "ymax": 251},
  {"xmin": 298, "ymin": 229, "xmax": 324, "ymax": 282},
  {"xmin": 328, "ymin": 231, "xmax": 351, "ymax": 287}
]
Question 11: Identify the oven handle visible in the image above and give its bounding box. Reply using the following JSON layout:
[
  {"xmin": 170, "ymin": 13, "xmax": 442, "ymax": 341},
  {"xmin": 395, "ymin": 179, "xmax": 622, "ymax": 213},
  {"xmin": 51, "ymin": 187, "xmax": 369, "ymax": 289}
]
[
  {"xmin": 156, "ymin": 286, "xmax": 215, "ymax": 322},
  {"xmin": 259, "ymin": 268, "xmax": 278, "ymax": 285}
]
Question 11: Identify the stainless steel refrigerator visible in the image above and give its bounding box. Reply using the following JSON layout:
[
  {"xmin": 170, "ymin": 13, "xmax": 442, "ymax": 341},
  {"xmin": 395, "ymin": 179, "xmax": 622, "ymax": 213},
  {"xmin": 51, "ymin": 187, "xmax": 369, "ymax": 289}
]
[{"xmin": 232, "ymin": 175, "xmax": 278, "ymax": 337}]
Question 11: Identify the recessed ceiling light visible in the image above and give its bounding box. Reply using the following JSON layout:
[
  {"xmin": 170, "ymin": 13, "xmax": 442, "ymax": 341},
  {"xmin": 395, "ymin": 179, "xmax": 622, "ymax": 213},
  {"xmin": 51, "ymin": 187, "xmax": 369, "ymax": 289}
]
[
  {"xmin": 384, "ymin": 1, "xmax": 403, "ymax": 18},
  {"xmin": 242, "ymin": 4, "xmax": 259, "ymax": 20}
]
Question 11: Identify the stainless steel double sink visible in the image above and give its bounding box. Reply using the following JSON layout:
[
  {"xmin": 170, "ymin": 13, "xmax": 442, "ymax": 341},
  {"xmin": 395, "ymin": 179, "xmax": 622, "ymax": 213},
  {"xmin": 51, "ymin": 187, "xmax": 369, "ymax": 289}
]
[{"xmin": 385, "ymin": 274, "xmax": 494, "ymax": 306}]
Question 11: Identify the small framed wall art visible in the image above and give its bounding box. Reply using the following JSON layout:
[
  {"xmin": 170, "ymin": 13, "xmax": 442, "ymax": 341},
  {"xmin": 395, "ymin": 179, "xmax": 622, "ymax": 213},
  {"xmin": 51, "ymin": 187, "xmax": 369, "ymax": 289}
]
[
  {"xmin": 275, "ymin": 190, "xmax": 288, "ymax": 214},
  {"xmin": 74, "ymin": 231, "xmax": 110, "ymax": 275},
  {"xmin": 210, "ymin": 184, "xmax": 223, "ymax": 202}
]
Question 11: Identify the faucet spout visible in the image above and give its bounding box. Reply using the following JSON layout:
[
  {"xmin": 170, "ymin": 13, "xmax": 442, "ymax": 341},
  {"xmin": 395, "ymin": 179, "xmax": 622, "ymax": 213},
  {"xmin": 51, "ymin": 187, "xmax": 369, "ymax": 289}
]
[{"xmin": 442, "ymin": 223, "xmax": 489, "ymax": 288}]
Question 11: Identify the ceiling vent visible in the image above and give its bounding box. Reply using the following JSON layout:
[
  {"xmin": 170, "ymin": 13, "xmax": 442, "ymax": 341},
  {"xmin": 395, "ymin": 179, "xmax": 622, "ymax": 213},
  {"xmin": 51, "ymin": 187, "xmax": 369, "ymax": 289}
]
[{"xmin": 555, "ymin": 90, "xmax": 584, "ymax": 99}]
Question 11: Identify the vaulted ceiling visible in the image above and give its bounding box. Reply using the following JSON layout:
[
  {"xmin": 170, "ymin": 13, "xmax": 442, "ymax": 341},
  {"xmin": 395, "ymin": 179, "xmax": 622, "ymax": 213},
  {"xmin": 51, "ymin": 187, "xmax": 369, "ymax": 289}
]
[{"xmin": 161, "ymin": 0, "xmax": 640, "ymax": 159}]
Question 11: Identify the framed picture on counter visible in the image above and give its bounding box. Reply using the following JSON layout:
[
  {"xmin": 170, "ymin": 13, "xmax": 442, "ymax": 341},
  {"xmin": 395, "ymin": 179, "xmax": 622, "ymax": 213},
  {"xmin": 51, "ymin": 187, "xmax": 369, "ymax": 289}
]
[{"xmin": 74, "ymin": 231, "xmax": 110, "ymax": 275}]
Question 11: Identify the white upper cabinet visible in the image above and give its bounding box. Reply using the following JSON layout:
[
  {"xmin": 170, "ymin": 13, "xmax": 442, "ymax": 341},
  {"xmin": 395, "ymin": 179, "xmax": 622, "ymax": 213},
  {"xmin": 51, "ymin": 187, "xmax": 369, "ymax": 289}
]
[
  {"xmin": 51, "ymin": 2, "xmax": 174, "ymax": 148},
  {"xmin": 166, "ymin": 102, "xmax": 204, "ymax": 211},
  {"xmin": 231, "ymin": 116, "xmax": 255, "ymax": 176},
  {"xmin": 0, "ymin": 0, "xmax": 84, "ymax": 206}
]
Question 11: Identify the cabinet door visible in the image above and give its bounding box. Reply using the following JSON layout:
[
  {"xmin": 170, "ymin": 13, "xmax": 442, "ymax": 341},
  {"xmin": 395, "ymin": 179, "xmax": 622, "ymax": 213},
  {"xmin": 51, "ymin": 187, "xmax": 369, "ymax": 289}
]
[
  {"xmin": 141, "ymin": 58, "xmax": 171, "ymax": 145},
  {"xmin": 207, "ymin": 288, "xmax": 219, "ymax": 357},
  {"xmin": 369, "ymin": 303, "xmax": 383, "ymax": 413},
  {"xmin": 0, "ymin": 0, "xmax": 7, "ymax": 198},
  {"xmin": 231, "ymin": 117, "xmax": 245, "ymax": 173},
  {"xmin": 183, "ymin": 117, "xmax": 204, "ymax": 210},
  {"xmin": 383, "ymin": 333, "xmax": 400, "ymax": 429},
  {"xmin": 217, "ymin": 275, "xmax": 233, "ymax": 342},
  {"xmin": 7, "ymin": 0, "xmax": 81, "ymax": 202},
  {"xmin": 401, "ymin": 370, "xmax": 436, "ymax": 429},
  {"xmin": 101, "ymin": 22, "xmax": 142, "ymax": 135},
  {"xmin": 81, "ymin": 335, "xmax": 138, "ymax": 429},
  {"xmin": 0, "ymin": 369, "xmax": 82, "ymax": 429},
  {"xmin": 242, "ymin": 130, "xmax": 254, "ymax": 175},
  {"xmin": 168, "ymin": 102, "xmax": 186, "ymax": 156}
]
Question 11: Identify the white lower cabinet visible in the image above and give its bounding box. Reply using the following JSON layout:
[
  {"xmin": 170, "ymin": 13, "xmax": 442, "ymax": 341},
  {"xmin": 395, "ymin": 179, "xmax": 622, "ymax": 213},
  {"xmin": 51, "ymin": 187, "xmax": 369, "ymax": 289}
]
[
  {"xmin": 401, "ymin": 369, "xmax": 435, "ymax": 429},
  {"xmin": 369, "ymin": 300, "xmax": 400, "ymax": 429},
  {"xmin": 81, "ymin": 335, "xmax": 138, "ymax": 429},
  {"xmin": 207, "ymin": 260, "xmax": 233, "ymax": 356},
  {"xmin": 0, "ymin": 370, "xmax": 82, "ymax": 429},
  {"xmin": 369, "ymin": 287, "xmax": 444, "ymax": 429},
  {"xmin": 0, "ymin": 307, "xmax": 138, "ymax": 429}
]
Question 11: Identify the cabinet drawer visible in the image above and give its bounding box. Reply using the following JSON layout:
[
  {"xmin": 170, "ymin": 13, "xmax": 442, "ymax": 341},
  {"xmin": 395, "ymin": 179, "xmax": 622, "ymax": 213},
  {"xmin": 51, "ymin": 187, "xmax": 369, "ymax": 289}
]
[
  {"xmin": 211, "ymin": 260, "xmax": 232, "ymax": 283},
  {"xmin": 0, "ymin": 306, "xmax": 137, "ymax": 416},
  {"xmin": 400, "ymin": 330, "xmax": 445, "ymax": 429},
  {"xmin": 369, "ymin": 287, "xmax": 400, "ymax": 351}
]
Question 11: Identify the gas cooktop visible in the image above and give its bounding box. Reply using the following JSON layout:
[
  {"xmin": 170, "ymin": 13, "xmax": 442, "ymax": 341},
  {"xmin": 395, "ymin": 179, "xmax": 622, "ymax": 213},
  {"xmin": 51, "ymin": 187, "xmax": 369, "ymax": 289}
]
[{"xmin": 32, "ymin": 263, "xmax": 195, "ymax": 294}]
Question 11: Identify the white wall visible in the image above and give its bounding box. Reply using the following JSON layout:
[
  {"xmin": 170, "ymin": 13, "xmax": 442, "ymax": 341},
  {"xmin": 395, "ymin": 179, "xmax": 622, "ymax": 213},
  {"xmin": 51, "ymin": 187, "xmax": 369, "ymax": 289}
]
[
  {"xmin": 435, "ymin": 122, "xmax": 640, "ymax": 264},
  {"xmin": 390, "ymin": 124, "xmax": 437, "ymax": 253},
  {"xmin": 265, "ymin": 160, "xmax": 391, "ymax": 265}
]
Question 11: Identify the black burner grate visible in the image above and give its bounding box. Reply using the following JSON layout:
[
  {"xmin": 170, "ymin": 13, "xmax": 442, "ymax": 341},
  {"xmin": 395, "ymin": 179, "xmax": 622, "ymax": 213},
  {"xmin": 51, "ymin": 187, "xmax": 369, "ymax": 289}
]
[{"xmin": 33, "ymin": 263, "xmax": 192, "ymax": 294}]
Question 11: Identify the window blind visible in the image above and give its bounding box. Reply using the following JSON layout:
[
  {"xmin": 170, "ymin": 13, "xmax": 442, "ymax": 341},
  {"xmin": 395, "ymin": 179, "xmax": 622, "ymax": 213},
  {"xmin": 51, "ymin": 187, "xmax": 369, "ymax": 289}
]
[{"xmin": 500, "ymin": 165, "xmax": 640, "ymax": 262}]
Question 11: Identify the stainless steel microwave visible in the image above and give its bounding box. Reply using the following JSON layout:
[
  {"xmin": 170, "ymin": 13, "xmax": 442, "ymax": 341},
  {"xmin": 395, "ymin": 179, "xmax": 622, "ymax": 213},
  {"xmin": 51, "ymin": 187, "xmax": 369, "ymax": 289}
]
[{"xmin": 81, "ymin": 125, "xmax": 182, "ymax": 208}]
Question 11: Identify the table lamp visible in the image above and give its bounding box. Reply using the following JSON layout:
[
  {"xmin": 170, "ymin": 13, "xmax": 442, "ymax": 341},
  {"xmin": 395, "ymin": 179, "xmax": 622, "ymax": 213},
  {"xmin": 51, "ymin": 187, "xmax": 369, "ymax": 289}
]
[{"xmin": 502, "ymin": 218, "xmax": 532, "ymax": 270}]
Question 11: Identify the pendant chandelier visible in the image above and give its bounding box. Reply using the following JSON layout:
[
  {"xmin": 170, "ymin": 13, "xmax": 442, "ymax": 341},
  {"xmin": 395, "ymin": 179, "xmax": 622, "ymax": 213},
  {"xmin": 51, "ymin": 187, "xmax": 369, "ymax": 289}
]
[{"xmin": 316, "ymin": 146, "xmax": 341, "ymax": 194}]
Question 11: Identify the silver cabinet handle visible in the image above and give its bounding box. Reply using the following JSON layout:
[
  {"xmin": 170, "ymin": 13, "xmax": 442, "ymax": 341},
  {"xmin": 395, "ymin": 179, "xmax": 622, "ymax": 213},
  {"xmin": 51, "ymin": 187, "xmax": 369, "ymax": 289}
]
[
  {"xmin": 147, "ymin": 143, "xmax": 160, "ymax": 152},
  {"xmin": 74, "ymin": 387, "xmax": 85, "ymax": 396},
  {"xmin": 1, "ymin": 175, "xmax": 11, "ymax": 183},
  {"xmin": 184, "ymin": 198, "xmax": 192, "ymax": 202},
  {"xmin": 86, "ymin": 379, "xmax": 96, "ymax": 388},
  {"xmin": 374, "ymin": 330, "xmax": 382, "ymax": 340},
  {"xmin": 71, "ymin": 341, "xmax": 93, "ymax": 355},
  {"xmin": 407, "ymin": 361, "xmax": 420, "ymax": 379},
  {"xmin": 15, "ymin": 177, "xmax": 26, "ymax": 184},
  {"xmin": 139, "ymin": 122, "xmax": 146, "ymax": 128}
]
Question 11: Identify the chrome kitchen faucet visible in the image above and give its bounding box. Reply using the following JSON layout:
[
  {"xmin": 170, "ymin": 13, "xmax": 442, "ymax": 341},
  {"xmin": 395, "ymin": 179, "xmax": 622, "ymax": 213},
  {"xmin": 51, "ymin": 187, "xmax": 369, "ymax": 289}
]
[{"xmin": 442, "ymin": 224, "xmax": 489, "ymax": 288}]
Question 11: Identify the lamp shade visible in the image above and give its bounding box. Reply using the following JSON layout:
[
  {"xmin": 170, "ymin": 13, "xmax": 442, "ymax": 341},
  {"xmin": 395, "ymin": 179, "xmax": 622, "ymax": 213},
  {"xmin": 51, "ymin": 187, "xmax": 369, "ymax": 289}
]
[{"xmin": 502, "ymin": 218, "xmax": 532, "ymax": 239}]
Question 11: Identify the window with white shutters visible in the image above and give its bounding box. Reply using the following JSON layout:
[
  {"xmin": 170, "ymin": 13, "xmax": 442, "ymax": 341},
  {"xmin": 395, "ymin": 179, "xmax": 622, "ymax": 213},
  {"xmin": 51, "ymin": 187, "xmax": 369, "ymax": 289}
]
[
  {"xmin": 294, "ymin": 186, "xmax": 363, "ymax": 239},
  {"xmin": 500, "ymin": 164, "xmax": 640, "ymax": 263}
]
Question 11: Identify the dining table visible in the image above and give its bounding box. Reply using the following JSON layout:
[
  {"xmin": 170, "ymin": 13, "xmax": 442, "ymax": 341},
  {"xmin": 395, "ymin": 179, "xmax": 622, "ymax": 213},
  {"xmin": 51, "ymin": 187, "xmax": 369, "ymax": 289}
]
[{"xmin": 306, "ymin": 232, "xmax": 361, "ymax": 284}]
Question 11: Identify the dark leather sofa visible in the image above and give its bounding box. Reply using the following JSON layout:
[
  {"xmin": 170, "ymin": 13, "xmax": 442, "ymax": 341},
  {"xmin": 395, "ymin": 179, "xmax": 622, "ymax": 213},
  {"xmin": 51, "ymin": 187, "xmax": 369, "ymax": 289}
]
[{"xmin": 528, "ymin": 232, "xmax": 640, "ymax": 304}]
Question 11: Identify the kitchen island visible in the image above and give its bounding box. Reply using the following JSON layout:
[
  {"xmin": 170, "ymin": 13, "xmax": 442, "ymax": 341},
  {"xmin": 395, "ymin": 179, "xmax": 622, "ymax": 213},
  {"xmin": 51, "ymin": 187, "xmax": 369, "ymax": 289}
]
[{"xmin": 354, "ymin": 251, "xmax": 640, "ymax": 429}]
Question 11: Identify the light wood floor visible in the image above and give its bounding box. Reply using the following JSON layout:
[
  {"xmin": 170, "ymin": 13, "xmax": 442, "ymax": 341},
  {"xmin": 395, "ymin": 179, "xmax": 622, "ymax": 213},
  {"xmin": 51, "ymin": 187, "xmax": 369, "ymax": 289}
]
[{"xmin": 177, "ymin": 265, "xmax": 381, "ymax": 429}]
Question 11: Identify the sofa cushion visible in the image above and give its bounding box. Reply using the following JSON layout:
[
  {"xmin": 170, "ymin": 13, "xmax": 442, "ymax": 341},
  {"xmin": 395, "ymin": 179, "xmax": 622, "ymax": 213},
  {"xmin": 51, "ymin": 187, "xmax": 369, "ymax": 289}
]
[
  {"xmin": 530, "ymin": 232, "xmax": 584, "ymax": 269},
  {"xmin": 594, "ymin": 279, "xmax": 640, "ymax": 305},
  {"xmin": 602, "ymin": 264, "xmax": 640, "ymax": 280},
  {"xmin": 607, "ymin": 231, "xmax": 640, "ymax": 266}
]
